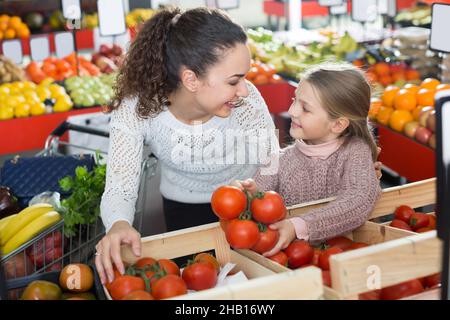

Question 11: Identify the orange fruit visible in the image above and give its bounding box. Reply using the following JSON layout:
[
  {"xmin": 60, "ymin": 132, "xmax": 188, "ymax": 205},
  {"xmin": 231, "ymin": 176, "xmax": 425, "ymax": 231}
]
[
  {"xmin": 416, "ymin": 88, "xmax": 435, "ymax": 107},
  {"xmin": 403, "ymin": 83, "xmax": 419, "ymax": 95},
  {"xmin": 436, "ymin": 84, "xmax": 450, "ymax": 92},
  {"xmin": 245, "ymin": 66, "xmax": 258, "ymax": 81},
  {"xmin": 420, "ymin": 78, "xmax": 440, "ymax": 91},
  {"xmin": 394, "ymin": 89, "xmax": 416, "ymax": 111},
  {"xmin": 412, "ymin": 106, "xmax": 426, "ymax": 121},
  {"xmin": 16, "ymin": 23, "xmax": 30, "ymax": 38},
  {"xmin": 369, "ymin": 98, "xmax": 382, "ymax": 120},
  {"xmin": 4, "ymin": 28, "xmax": 16, "ymax": 39},
  {"xmin": 376, "ymin": 106, "xmax": 394, "ymax": 126},
  {"xmin": 0, "ymin": 14, "xmax": 9, "ymax": 24},
  {"xmin": 391, "ymin": 71, "xmax": 406, "ymax": 82},
  {"xmin": 389, "ymin": 110, "xmax": 413, "ymax": 132},
  {"xmin": 252, "ymin": 74, "xmax": 269, "ymax": 86},
  {"xmin": 8, "ymin": 16, "xmax": 22, "ymax": 30},
  {"xmin": 365, "ymin": 71, "xmax": 378, "ymax": 84},
  {"xmin": 374, "ymin": 62, "xmax": 390, "ymax": 76},
  {"xmin": 405, "ymin": 69, "xmax": 420, "ymax": 81},
  {"xmin": 0, "ymin": 21, "xmax": 8, "ymax": 31},
  {"xmin": 382, "ymin": 85, "xmax": 400, "ymax": 108}
]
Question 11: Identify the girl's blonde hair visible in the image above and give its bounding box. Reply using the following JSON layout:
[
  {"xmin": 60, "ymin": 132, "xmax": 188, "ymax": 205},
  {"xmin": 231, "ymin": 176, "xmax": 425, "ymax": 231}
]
[{"xmin": 300, "ymin": 62, "xmax": 378, "ymax": 161}]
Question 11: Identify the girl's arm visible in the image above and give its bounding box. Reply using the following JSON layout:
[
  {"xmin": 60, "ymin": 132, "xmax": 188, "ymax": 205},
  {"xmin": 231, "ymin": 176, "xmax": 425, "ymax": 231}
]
[{"xmin": 292, "ymin": 139, "xmax": 382, "ymax": 243}]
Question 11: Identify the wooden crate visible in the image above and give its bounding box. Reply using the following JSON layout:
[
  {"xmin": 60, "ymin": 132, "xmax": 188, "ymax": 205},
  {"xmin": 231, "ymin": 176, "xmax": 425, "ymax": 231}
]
[
  {"xmin": 238, "ymin": 178, "xmax": 442, "ymax": 299},
  {"xmin": 104, "ymin": 223, "xmax": 324, "ymax": 300}
]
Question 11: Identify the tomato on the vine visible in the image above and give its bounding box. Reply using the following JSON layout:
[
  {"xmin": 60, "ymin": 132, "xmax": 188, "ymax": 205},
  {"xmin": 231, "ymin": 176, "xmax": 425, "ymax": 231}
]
[
  {"xmin": 211, "ymin": 186, "xmax": 247, "ymax": 220},
  {"xmin": 284, "ymin": 240, "xmax": 314, "ymax": 269},
  {"xmin": 182, "ymin": 262, "xmax": 218, "ymax": 291},
  {"xmin": 251, "ymin": 227, "xmax": 279, "ymax": 254},
  {"xmin": 251, "ymin": 191, "xmax": 286, "ymax": 224},
  {"xmin": 225, "ymin": 219, "xmax": 260, "ymax": 249},
  {"xmin": 151, "ymin": 274, "xmax": 187, "ymax": 300}
]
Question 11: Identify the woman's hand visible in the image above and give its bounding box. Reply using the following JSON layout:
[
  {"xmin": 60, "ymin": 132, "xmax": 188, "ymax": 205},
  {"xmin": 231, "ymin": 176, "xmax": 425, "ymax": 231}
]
[
  {"xmin": 231, "ymin": 178, "xmax": 258, "ymax": 195},
  {"xmin": 262, "ymin": 219, "xmax": 296, "ymax": 257},
  {"xmin": 94, "ymin": 221, "xmax": 141, "ymax": 284}
]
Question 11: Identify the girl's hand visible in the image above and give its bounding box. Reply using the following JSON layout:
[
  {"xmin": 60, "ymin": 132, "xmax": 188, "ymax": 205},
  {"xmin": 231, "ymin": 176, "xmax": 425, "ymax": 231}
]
[
  {"xmin": 375, "ymin": 147, "xmax": 382, "ymax": 180},
  {"xmin": 94, "ymin": 221, "xmax": 141, "ymax": 285},
  {"xmin": 231, "ymin": 178, "xmax": 258, "ymax": 196},
  {"xmin": 262, "ymin": 219, "xmax": 297, "ymax": 257}
]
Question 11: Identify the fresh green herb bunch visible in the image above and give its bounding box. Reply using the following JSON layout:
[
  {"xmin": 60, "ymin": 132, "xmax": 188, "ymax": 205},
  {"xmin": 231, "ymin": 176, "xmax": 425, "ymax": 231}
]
[{"xmin": 58, "ymin": 152, "xmax": 106, "ymax": 237}]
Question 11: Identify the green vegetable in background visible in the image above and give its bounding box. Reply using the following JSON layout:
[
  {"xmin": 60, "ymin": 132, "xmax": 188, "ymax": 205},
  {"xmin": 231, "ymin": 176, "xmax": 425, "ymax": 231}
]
[{"xmin": 58, "ymin": 153, "xmax": 106, "ymax": 237}]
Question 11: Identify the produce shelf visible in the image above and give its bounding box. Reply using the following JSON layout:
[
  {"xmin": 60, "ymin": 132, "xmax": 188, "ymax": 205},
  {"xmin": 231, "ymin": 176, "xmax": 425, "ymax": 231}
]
[
  {"xmin": 377, "ymin": 124, "xmax": 435, "ymax": 182},
  {"xmin": 1, "ymin": 106, "xmax": 103, "ymax": 155}
]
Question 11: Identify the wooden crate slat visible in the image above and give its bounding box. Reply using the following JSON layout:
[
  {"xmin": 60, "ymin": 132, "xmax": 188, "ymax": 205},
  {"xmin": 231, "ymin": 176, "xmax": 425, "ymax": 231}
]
[{"xmin": 329, "ymin": 231, "xmax": 442, "ymax": 296}]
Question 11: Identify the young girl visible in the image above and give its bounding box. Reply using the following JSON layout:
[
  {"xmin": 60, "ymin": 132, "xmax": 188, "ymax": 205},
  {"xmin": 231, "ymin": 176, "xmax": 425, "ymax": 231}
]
[{"xmin": 234, "ymin": 63, "xmax": 382, "ymax": 257}]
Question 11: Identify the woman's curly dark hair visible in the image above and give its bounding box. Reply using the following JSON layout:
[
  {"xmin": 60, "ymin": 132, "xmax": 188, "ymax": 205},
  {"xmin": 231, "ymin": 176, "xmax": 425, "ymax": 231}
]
[{"xmin": 109, "ymin": 7, "xmax": 247, "ymax": 118}]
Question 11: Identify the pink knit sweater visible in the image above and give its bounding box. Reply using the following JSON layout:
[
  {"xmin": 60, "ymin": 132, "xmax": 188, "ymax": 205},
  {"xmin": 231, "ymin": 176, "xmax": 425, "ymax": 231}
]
[{"xmin": 253, "ymin": 137, "xmax": 381, "ymax": 243}]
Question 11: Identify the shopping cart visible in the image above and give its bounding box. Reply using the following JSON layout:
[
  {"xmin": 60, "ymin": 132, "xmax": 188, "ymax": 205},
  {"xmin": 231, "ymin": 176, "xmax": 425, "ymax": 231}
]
[{"xmin": 0, "ymin": 121, "xmax": 157, "ymax": 299}]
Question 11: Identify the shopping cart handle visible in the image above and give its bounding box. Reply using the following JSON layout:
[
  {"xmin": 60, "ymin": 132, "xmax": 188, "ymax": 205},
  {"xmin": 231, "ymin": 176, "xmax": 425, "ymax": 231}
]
[{"xmin": 51, "ymin": 121, "xmax": 110, "ymax": 138}]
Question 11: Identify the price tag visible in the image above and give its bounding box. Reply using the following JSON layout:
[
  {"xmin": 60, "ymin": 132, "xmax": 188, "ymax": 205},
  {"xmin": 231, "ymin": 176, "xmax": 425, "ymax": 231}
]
[
  {"xmin": 319, "ymin": 0, "xmax": 343, "ymax": 7},
  {"xmin": 55, "ymin": 32, "xmax": 75, "ymax": 58},
  {"xmin": 98, "ymin": 0, "xmax": 127, "ymax": 36},
  {"xmin": 330, "ymin": 2, "xmax": 347, "ymax": 16},
  {"xmin": 377, "ymin": 0, "xmax": 396, "ymax": 17},
  {"xmin": 1, "ymin": 40, "xmax": 23, "ymax": 64},
  {"xmin": 351, "ymin": 0, "xmax": 378, "ymax": 22},
  {"xmin": 62, "ymin": 0, "xmax": 81, "ymax": 19},
  {"xmin": 30, "ymin": 37, "xmax": 51, "ymax": 62},
  {"xmin": 430, "ymin": 3, "xmax": 450, "ymax": 53}
]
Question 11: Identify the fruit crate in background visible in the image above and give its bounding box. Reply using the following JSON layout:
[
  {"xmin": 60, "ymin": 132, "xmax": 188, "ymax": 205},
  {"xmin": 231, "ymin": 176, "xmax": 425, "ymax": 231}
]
[
  {"xmin": 377, "ymin": 124, "xmax": 435, "ymax": 182},
  {"xmin": 0, "ymin": 106, "xmax": 102, "ymax": 155},
  {"xmin": 238, "ymin": 178, "xmax": 442, "ymax": 300},
  {"xmin": 102, "ymin": 223, "xmax": 324, "ymax": 300}
]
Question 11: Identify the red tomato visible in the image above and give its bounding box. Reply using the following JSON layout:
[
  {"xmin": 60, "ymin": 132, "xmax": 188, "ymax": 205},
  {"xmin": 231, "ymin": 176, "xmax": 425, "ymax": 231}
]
[
  {"xmin": 211, "ymin": 186, "xmax": 247, "ymax": 220},
  {"xmin": 251, "ymin": 228, "xmax": 279, "ymax": 254},
  {"xmin": 380, "ymin": 279, "xmax": 424, "ymax": 300},
  {"xmin": 325, "ymin": 236, "xmax": 353, "ymax": 251},
  {"xmin": 359, "ymin": 289, "xmax": 381, "ymax": 300},
  {"xmin": 151, "ymin": 275, "xmax": 187, "ymax": 300},
  {"xmin": 389, "ymin": 219, "xmax": 413, "ymax": 231},
  {"xmin": 267, "ymin": 251, "xmax": 288, "ymax": 266},
  {"xmin": 322, "ymin": 270, "xmax": 332, "ymax": 287},
  {"xmin": 182, "ymin": 262, "xmax": 218, "ymax": 291},
  {"xmin": 284, "ymin": 240, "xmax": 314, "ymax": 269},
  {"xmin": 409, "ymin": 213, "xmax": 430, "ymax": 231},
  {"xmin": 225, "ymin": 219, "xmax": 260, "ymax": 249},
  {"xmin": 318, "ymin": 247, "xmax": 344, "ymax": 271},
  {"xmin": 424, "ymin": 273, "xmax": 441, "ymax": 288},
  {"xmin": 347, "ymin": 242, "xmax": 370, "ymax": 250},
  {"xmin": 122, "ymin": 290, "xmax": 154, "ymax": 300},
  {"xmin": 156, "ymin": 259, "xmax": 180, "ymax": 276},
  {"xmin": 269, "ymin": 74, "xmax": 284, "ymax": 84},
  {"xmin": 108, "ymin": 275, "xmax": 146, "ymax": 300},
  {"xmin": 394, "ymin": 205, "xmax": 415, "ymax": 223},
  {"xmin": 251, "ymin": 191, "xmax": 286, "ymax": 224},
  {"xmin": 220, "ymin": 219, "xmax": 230, "ymax": 233},
  {"xmin": 428, "ymin": 215, "xmax": 436, "ymax": 229},
  {"xmin": 134, "ymin": 257, "xmax": 157, "ymax": 269},
  {"xmin": 194, "ymin": 253, "xmax": 220, "ymax": 274}
]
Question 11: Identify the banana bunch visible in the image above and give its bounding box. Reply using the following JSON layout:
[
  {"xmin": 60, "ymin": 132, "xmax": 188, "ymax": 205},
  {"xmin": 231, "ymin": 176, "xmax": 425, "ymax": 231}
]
[
  {"xmin": 0, "ymin": 203, "xmax": 62, "ymax": 256},
  {"xmin": 332, "ymin": 32, "xmax": 358, "ymax": 56}
]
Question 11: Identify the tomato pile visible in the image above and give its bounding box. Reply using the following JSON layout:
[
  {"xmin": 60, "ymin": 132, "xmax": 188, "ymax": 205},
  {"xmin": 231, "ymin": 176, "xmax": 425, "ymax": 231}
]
[
  {"xmin": 359, "ymin": 273, "xmax": 441, "ymax": 300},
  {"xmin": 211, "ymin": 186, "xmax": 286, "ymax": 253},
  {"xmin": 105, "ymin": 253, "xmax": 220, "ymax": 300},
  {"xmin": 389, "ymin": 205, "xmax": 436, "ymax": 233}
]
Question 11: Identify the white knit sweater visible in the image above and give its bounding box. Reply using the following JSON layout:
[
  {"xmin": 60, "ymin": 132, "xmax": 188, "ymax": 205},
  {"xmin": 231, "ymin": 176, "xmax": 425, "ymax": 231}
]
[{"xmin": 100, "ymin": 82, "xmax": 279, "ymax": 231}]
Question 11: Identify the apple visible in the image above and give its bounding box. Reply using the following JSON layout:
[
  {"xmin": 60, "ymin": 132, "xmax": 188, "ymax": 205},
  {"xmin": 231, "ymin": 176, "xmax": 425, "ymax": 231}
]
[
  {"xmin": 404, "ymin": 121, "xmax": 420, "ymax": 139},
  {"xmin": 415, "ymin": 126, "xmax": 433, "ymax": 145},
  {"xmin": 426, "ymin": 110, "xmax": 436, "ymax": 132},
  {"xmin": 418, "ymin": 106, "xmax": 434, "ymax": 127},
  {"xmin": 99, "ymin": 44, "xmax": 111, "ymax": 56},
  {"xmin": 429, "ymin": 134, "xmax": 436, "ymax": 149},
  {"xmin": 112, "ymin": 44, "xmax": 123, "ymax": 56}
]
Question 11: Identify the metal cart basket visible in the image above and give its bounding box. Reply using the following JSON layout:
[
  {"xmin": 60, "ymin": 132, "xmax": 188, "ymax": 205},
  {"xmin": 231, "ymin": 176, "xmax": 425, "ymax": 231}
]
[{"xmin": 1, "ymin": 121, "xmax": 157, "ymax": 299}]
